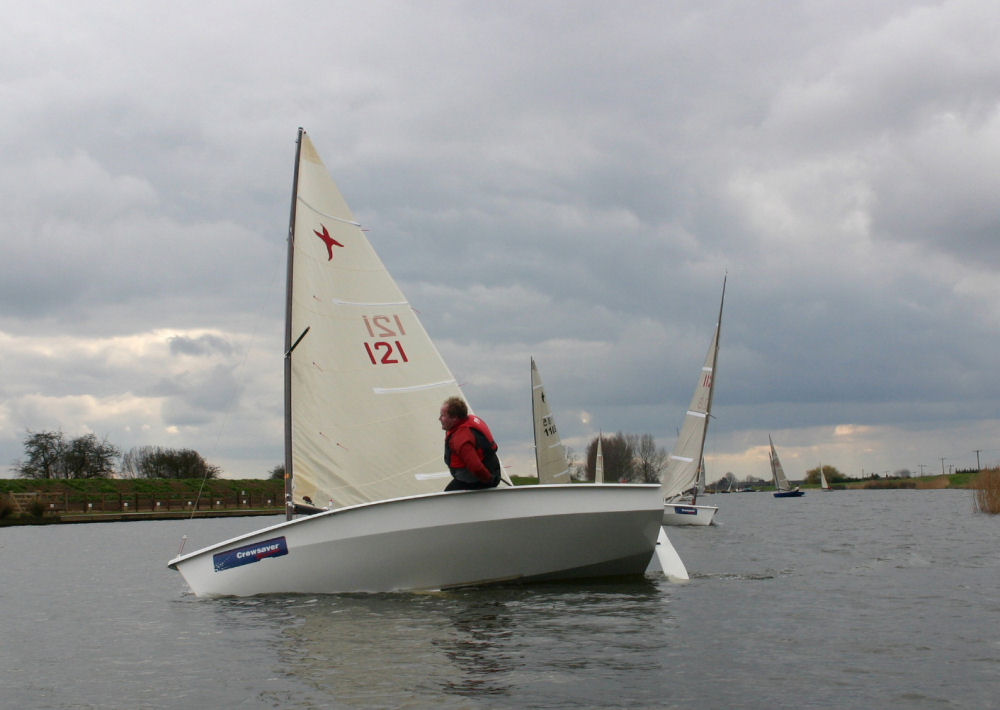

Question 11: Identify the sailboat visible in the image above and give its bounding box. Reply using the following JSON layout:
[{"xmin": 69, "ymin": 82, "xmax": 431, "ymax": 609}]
[
  {"xmin": 769, "ymin": 435, "xmax": 804, "ymax": 497},
  {"xmin": 594, "ymin": 434, "xmax": 605, "ymax": 484},
  {"xmin": 168, "ymin": 130, "xmax": 676, "ymax": 596},
  {"xmin": 819, "ymin": 464, "xmax": 832, "ymax": 491},
  {"xmin": 660, "ymin": 277, "xmax": 726, "ymax": 526},
  {"xmin": 531, "ymin": 358, "xmax": 570, "ymax": 484}
]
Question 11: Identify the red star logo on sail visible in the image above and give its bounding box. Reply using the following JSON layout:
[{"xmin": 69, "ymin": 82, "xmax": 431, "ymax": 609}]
[{"xmin": 314, "ymin": 225, "xmax": 344, "ymax": 260}]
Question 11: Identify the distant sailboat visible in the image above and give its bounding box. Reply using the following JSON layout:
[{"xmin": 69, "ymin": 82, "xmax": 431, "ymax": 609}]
[
  {"xmin": 820, "ymin": 464, "xmax": 831, "ymax": 491},
  {"xmin": 660, "ymin": 277, "xmax": 726, "ymax": 526},
  {"xmin": 531, "ymin": 357, "xmax": 570, "ymax": 484},
  {"xmin": 769, "ymin": 435, "xmax": 804, "ymax": 498},
  {"xmin": 595, "ymin": 434, "xmax": 605, "ymax": 484}
]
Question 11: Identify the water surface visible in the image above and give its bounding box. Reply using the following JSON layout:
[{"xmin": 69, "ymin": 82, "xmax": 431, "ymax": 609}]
[{"xmin": 2, "ymin": 489, "xmax": 996, "ymax": 708}]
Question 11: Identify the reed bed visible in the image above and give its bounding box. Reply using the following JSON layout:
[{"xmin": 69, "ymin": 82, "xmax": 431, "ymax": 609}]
[
  {"xmin": 972, "ymin": 468, "xmax": 1000, "ymax": 514},
  {"xmin": 915, "ymin": 476, "xmax": 950, "ymax": 490}
]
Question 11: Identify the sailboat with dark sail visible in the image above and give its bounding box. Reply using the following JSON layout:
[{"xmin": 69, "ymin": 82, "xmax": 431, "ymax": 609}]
[{"xmin": 769, "ymin": 435, "xmax": 804, "ymax": 498}]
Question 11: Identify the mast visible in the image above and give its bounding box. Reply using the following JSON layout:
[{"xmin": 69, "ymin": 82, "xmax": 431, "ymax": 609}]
[
  {"xmin": 283, "ymin": 128, "xmax": 304, "ymax": 520},
  {"xmin": 530, "ymin": 357, "xmax": 541, "ymax": 481},
  {"xmin": 704, "ymin": 274, "xmax": 725, "ymax": 435}
]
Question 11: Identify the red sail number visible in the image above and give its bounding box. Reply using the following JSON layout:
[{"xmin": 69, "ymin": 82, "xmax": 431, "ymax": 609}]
[{"xmin": 364, "ymin": 341, "xmax": 409, "ymax": 365}]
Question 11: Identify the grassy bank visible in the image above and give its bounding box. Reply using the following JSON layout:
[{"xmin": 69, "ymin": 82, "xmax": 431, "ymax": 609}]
[
  {"xmin": 837, "ymin": 472, "xmax": 977, "ymax": 490},
  {"xmin": 0, "ymin": 478, "xmax": 284, "ymax": 525},
  {"xmin": 0, "ymin": 477, "xmax": 283, "ymax": 496}
]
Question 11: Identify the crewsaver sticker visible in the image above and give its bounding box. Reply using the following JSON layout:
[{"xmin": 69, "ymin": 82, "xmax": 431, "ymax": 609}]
[
  {"xmin": 213, "ymin": 536, "xmax": 288, "ymax": 572},
  {"xmin": 673, "ymin": 506, "xmax": 698, "ymax": 516}
]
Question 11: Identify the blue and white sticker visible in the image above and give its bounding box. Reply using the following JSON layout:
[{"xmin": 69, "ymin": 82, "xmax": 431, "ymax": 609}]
[
  {"xmin": 673, "ymin": 506, "xmax": 698, "ymax": 516},
  {"xmin": 213, "ymin": 536, "xmax": 288, "ymax": 572}
]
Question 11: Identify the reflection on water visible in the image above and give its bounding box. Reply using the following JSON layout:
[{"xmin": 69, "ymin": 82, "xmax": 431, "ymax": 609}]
[
  {"xmin": 206, "ymin": 581, "xmax": 670, "ymax": 708},
  {"xmin": 208, "ymin": 592, "xmax": 516, "ymax": 706},
  {"xmin": 432, "ymin": 595, "xmax": 514, "ymax": 698}
]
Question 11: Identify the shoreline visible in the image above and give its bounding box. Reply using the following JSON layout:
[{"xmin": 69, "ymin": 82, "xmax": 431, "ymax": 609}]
[
  {"xmin": 0, "ymin": 478, "xmax": 286, "ymax": 526},
  {"xmin": 1, "ymin": 507, "xmax": 285, "ymax": 526}
]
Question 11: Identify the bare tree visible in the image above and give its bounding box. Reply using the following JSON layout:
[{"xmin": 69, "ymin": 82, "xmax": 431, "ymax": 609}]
[
  {"xmin": 14, "ymin": 430, "xmax": 67, "ymax": 479},
  {"xmin": 120, "ymin": 446, "xmax": 220, "ymax": 479},
  {"xmin": 634, "ymin": 433, "xmax": 668, "ymax": 483},
  {"xmin": 15, "ymin": 430, "xmax": 118, "ymax": 479}
]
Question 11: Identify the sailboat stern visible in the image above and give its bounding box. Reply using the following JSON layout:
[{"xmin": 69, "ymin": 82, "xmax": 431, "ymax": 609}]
[{"xmin": 661, "ymin": 502, "xmax": 718, "ymax": 526}]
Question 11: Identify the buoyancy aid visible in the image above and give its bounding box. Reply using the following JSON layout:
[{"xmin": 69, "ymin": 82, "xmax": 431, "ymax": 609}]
[{"xmin": 444, "ymin": 415, "xmax": 501, "ymax": 484}]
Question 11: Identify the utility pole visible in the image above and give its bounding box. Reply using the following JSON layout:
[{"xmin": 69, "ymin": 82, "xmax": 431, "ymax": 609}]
[
  {"xmin": 974, "ymin": 449, "xmax": 982, "ymax": 471},
  {"xmin": 918, "ymin": 463, "xmax": 926, "ymax": 477},
  {"xmin": 940, "ymin": 457, "xmax": 946, "ymax": 476}
]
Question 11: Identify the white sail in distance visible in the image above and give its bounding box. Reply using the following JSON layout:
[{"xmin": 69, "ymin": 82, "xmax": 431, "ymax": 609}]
[
  {"xmin": 595, "ymin": 434, "xmax": 605, "ymax": 484},
  {"xmin": 531, "ymin": 358, "xmax": 569, "ymax": 484}
]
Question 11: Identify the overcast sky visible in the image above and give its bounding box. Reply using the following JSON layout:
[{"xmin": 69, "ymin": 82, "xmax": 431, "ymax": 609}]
[{"xmin": 3, "ymin": 0, "xmax": 999, "ymax": 483}]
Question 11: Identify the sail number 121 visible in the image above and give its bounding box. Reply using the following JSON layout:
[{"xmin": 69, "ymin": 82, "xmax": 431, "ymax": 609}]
[{"xmin": 363, "ymin": 314, "xmax": 409, "ymax": 365}]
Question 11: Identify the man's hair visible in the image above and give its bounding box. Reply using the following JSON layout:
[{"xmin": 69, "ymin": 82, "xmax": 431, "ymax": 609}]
[{"xmin": 442, "ymin": 396, "xmax": 468, "ymax": 419}]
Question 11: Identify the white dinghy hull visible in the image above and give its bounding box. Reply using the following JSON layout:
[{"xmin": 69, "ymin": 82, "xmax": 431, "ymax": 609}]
[
  {"xmin": 661, "ymin": 502, "xmax": 718, "ymax": 526},
  {"xmin": 169, "ymin": 484, "xmax": 663, "ymax": 597}
]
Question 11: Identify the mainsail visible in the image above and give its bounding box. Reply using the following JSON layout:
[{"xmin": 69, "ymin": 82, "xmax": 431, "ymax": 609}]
[
  {"xmin": 660, "ymin": 277, "xmax": 725, "ymax": 501},
  {"xmin": 287, "ymin": 131, "xmax": 479, "ymax": 510},
  {"xmin": 768, "ymin": 435, "xmax": 791, "ymax": 491},
  {"xmin": 531, "ymin": 357, "xmax": 569, "ymax": 484}
]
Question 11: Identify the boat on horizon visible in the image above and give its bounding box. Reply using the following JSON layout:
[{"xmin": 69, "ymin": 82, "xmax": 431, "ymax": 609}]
[
  {"xmin": 820, "ymin": 463, "xmax": 833, "ymax": 491},
  {"xmin": 769, "ymin": 435, "xmax": 804, "ymax": 498},
  {"xmin": 594, "ymin": 434, "xmax": 605, "ymax": 484}
]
